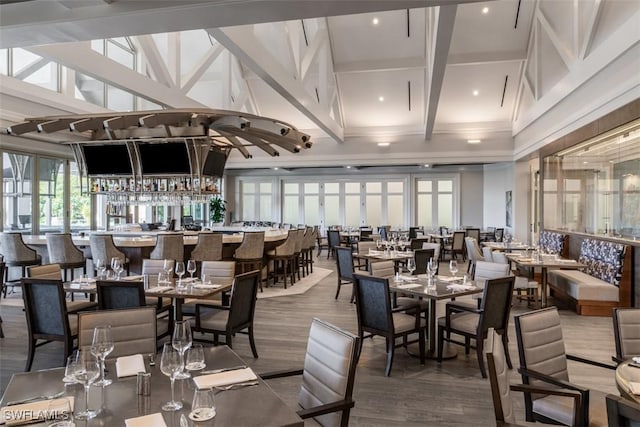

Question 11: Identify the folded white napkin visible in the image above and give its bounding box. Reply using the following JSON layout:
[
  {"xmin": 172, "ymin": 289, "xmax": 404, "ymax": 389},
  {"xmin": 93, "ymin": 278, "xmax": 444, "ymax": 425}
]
[
  {"xmin": 147, "ymin": 286, "xmax": 174, "ymax": 293},
  {"xmin": 629, "ymin": 382, "xmax": 640, "ymax": 395},
  {"xmin": 125, "ymin": 413, "xmax": 167, "ymax": 427},
  {"xmin": 396, "ymin": 283, "xmax": 422, "ymax": 290},
  {"xmin": 398, "ymin": 275, "xmax": 418, "ymax": 281},
  {"xmin": 116, "ymin": 354, "xmax": 146, "ymax": 378},
  {"xmin": 446, "ymin": 284, "xmax": 475, "ymax": 291},
  {"xmin": 193, "ymin": 284, "xmax": 221, "ymax": 289},
  {"xmin": 1, "ymin": 397, "xmax": 74, "ymax": 426},
  {"xmin": 122, "ymin": 275, "xmax": 144, "ymax": 282},
  {"xmin": 437, "ymin": 276, "xmax": 459, "ymax": 282},
  {"xmin": 193, "ymin": 367, "xmax": 257, "ymax": 389}
]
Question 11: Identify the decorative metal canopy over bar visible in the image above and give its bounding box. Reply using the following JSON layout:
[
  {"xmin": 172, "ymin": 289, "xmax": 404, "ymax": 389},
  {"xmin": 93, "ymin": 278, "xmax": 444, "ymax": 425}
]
[{"xmin": 4, "ymin": 108, "xmax": 312, "ymax": 160}]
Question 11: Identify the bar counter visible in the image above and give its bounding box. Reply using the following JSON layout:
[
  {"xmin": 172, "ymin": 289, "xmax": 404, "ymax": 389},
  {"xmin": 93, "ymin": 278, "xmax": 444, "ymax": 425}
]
[{"xmin": 22, "ymin": 229, "xmax": 289, "ymax": 273}]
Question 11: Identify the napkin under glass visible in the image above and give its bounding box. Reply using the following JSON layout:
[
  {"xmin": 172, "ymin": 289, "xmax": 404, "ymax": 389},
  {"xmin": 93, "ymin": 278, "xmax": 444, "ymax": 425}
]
[{"xmin": 193, "ymin": 367, "xmax": 257, "ymax": 389}]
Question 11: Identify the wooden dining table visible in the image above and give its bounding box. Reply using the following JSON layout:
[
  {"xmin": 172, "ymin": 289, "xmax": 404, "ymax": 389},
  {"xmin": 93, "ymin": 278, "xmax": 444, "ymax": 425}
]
[{"xmin": 0, "ymin": 346, "xmax": 303, "ymax": 426}]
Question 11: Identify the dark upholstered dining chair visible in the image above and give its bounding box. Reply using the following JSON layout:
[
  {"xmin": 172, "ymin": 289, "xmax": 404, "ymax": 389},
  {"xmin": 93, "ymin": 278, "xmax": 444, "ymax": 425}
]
[
  {"xmin": 96, "ymin": 279, "xmax": 171, "ymax": 341},
  {"xmin": 612, "ymin": 307, "xmax": 640, "ymax": 364},
  {"xmin": 442, "ymin": 231, "xmax": 465, "ymax": 262},
  {"xmin": 485, "ymin": 327, "xmax": 570, "ymax": 427},
  {"xmin": 514, "ymin": 307, "xmax": 610, "ymax": 426},
  {"xmin": 437, "ymin": 276, "xmax": 515, "ymax": 378},
  {"xmin": 352, "ymin": 273, "xmax": 425, "ymax": 376},
  {"xmin": 327, "ymin": 230, "xmax": 342, "ymax": 259},
  {"xmin": 21, "ymin": 277, "xmax": 77, "ymax": 371},
  {"xmin": 194, "ymin": 270, "xmax": 260, "ymax": 358},
  {"xmin": 260, "ymin": 318, "xmax": 360, "ymax": 427},
  {"xmin": 28, "ymin": 263, "xmax": 97, "ymax": 313},
  {"xmin": 334, "ymin": 246, "xmax": 355, "ymax": 302}
]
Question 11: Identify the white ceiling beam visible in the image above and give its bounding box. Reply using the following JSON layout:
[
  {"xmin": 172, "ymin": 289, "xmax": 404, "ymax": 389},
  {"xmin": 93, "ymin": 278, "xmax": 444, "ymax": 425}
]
[
  {"xmin": 285, "ymin": 20, "xmax": 304, "ymax": 79},
  {"xmin": 168, "ymin": 33, "xmax": 181, "ymax": 87},
  {"xmin": 209, "ymin": 25, "xmax": 344, "ymax": 143},
  {"xmin": 447, "ymin": 50, "xmax": 527, "ymax": 66},
  {"xmin": 536, "ymin": 8, "xmax": 574, "ymax": 69},
  {"xmin": 334, "ymin": 57, "xmax": 426, "ymax": 74},
  {"xmin": 181, "ymin": 42, "xmax": 225, "ymax": 94},
  {"xmin": 300, "ymin": 32, "xmax": 327, "ymax": 81},
  {"xmin": 131, "ymin": 35, "xmax": 175, "ymax": 88},
  {"xmin": 27, "ymin": 42, "xmax": 205, "ymax": 108},
  {"xmin": 579, "ymin": 0, "xmax": 603, "ymax": 60},
  {"xmin": 0, "ymin": 1, "xmax": 483, "ymax": 49},
  {"xmin": 424, "ymin": 5, "xmax": 457, "ymax": 140},
  {"xmin": 13, "ymin": 57, "xmax": 49, "ymax": 81}
]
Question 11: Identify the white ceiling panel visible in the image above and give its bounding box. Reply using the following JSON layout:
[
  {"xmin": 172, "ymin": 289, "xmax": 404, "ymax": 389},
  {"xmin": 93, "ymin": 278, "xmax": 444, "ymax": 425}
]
[
  {"xmin": 329, "ymin": 9, "xmax": 426, "ymax": 64},
  {"xmin": 436, "ymin": 61, "xmax": 521, "ymax": 125},
  {"xmin": 337, "ymin": 69, "xmax": 425, "ymax": 129}
]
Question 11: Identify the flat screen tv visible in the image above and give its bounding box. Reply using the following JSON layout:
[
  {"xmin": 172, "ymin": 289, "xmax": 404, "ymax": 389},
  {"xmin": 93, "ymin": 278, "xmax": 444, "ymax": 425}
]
[
  {"xmin": 138, "ymin": 142, "xmax": 191, "ymax": 175},
  {"xmin": 82, "ymin": 144, "xmax": 132, "ymax": 175},
  {"xmin": 202, "ymin": 149, "xmax": 228, "ymax": 177}
]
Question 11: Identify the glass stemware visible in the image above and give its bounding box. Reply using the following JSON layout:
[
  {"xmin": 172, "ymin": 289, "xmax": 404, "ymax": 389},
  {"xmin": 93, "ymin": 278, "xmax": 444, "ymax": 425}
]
[
  {"xmin": 91, "ymin": 325, "xmax": 114, "ymax": 387},
  {"xmin": 70, "ymin": 350, "xmax": 100, "ymax": 420},
  {"xmin": 426, "ymin": 258, "xmax": 437, "ymax": 283},
  {"xmin": 449, "ymin": 260, "xmax": 458, "ymax": 279},
  {"xmin": 187, "ymin": 260, "xmax": 197, "ymax": 280},
  {"xmin": 47, "ymin": 396, "xmax": 73, "ymax": 427},
  {"xmin": 160, "ymin": 343, "xmax": 184, "ymax": 411},
  {"xmin": 172, "ymin": 320, "xmax": 192, "ymax": 380},
  {"xmin": 163, "ymin": 259, "xmax": 173, "ymax": 279},
  {"xmin": 94, "ymin": 259, "xmax": 106, "ymax": 279},
  {"xmin": 110, "ymin": 258, "xmax": 120, "ymax": 280},
  {"xmin": 175, "ymin": 262, "xmax": 185, "ymax": 287},
  {"xmin": 406, "ymin": 258, "xmax": 416, "ymax": 275}
]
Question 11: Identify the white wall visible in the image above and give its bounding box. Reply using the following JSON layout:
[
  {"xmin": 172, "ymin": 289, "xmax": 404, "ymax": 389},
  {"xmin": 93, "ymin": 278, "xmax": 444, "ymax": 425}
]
[
  {"xmin": 460, "ymin": 169, "xmax": 484, "ymax": 228},
  {"xmin": 483, "ymin": 163, "xmax": 514, "ymax": 231}
]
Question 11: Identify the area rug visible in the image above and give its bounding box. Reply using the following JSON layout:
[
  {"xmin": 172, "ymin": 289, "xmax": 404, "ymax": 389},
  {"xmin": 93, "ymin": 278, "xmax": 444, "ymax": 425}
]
[{"xmin": 257, "ymin": 267, "xmax": 332, "ymax": 299}]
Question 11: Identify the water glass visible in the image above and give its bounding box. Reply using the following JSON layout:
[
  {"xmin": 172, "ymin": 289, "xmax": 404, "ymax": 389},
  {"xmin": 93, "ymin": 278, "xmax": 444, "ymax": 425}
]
[
  {"xmin": 185, "ymin": 344, "xmax": 206, "ymax": 371},
  {"xmin": 46, "ymin": 397, "xmax": 73, "ymax": 427},
  {"xmin": 70, "ymin": 350, "xmax": 100, "ymax": 420},
  {"xmin": 406, "ymin": 258, "xmax": 416, "ymax": 275},
  {"xmin": 190, "ymin": 389, "xmax": 216, "ymax": 421},
  {"xmin": 449, "ymin": 260, "xmax": 458, "ymax": 278},
  {"xmin": 160, "ymin": 343, "xmax": 184, "ymax": 411},
  {"xmin": 172, "ymin": 320, "xmax": 192, "ymax": 379},
  {"xmin": 175, "ymin": 262, "xmax": 185, "ymax": 288},
  {"xmin": 187, "ymin": 260, "xmax": 197, "ymax": 280}
]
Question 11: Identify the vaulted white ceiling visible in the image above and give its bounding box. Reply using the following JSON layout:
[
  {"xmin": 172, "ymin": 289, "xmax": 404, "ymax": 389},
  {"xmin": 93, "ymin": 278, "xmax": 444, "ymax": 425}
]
[{"xmin": 1, "ymin": 0, "xmax": 638, "ymax": 169}]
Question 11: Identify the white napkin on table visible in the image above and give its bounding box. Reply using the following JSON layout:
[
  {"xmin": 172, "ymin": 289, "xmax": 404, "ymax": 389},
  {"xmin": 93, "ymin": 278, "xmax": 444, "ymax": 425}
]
[
  {"xmin": 446, "ymin": 284, "xmax": 475, "ymax": 291},
  {"xmin": 116, "ymin": 354, "xmax": 146, "ymax": 378},
  {"xmin": 125, "ymin": 413, "xmax": 167, "ymax": 427},
  {"xmin": 122, "ymin": 275, "xmax": 144, "ymax": 281},
  {"xmin": 398, "ymin": 275, "xmax": 417, "ymax": 281},
  {"xmin": 1, "ymin": 397, "xmax": 74, "ymax": 426},
  {"xmin": 396, "ymin": 283, "xmax": 422, "ymax": 290},
  {"xmin": 193, "ymin": 367, "xmax": 257, "ymax": 389},
  {"xmin": 629, "ymin": 382, "xmax": 640, "ymax": 395},
  {"xmin": 146, "ymin": 286, "xmax": 173, "ymax": 293},
  {"xmin": 437, "ymin": 276, "xmax": 459, "ymax": 282},
  {"xmin": 193, "ymin": 284, "xmax": 222, "ymax": 289}
]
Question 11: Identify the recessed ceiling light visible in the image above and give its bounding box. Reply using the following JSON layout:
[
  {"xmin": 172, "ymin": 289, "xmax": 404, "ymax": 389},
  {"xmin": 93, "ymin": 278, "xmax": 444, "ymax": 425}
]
[
  {"xmin": 482, "ymin": 7, "xmax": 489, "ymax": 14},
  {"xmin": 473, "ymin": 90, "xmax": 479, "ymax": 96},
  {"xmin": 583, "ymin": 161, "xmax": 588, "ymax": 164},
  {"xmin": 377, "ymin": 142, "xmax": 390, "ymax": 147},
  {"xmin": 467, "ymin": 139, "xmax": 481, "ymax": 144},
  {"xmin": 378, "ymin": 96, "xmax": 384, "ymax": 102},
  {"xmin": 372, "ymin": 17, "xmax": 379, "ymax": 25},
  {"xmin": 273, "ymin": 167, "xmax": 279, "ymax": 170},
  {"xmin": 346, "ymin": 165, "xmax": 352, "ymax": 169},
  {"xmin": 424, "ymin": 164, "xmax": 430, "ymax": 168}
]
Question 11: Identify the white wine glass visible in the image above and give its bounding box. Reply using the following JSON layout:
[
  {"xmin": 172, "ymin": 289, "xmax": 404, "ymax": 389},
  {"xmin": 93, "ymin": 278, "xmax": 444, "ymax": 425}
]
[
  {"xmin": 91, "ymin": 325, "xmax": 114, "ymax": 387},
  {"xmin": 110, "ymin": 258, "xmax": 121, "ymax": 279},
  {"xmin": 71, "ymin": 350, "xmax": 100, "ymax": 420},
  {"xmin": 47, "ymin": 397, "xmax": 73, "ymax": 427},
  {"xmin": 163, "ymin": 259, "xmax": 173, "ymax": 279},
  {"xmin": 175, "ymin": 262, "xmax": 185, "ymax": 286},
  {"xmin": 187, "ymin": 260, "xmax": 197, "ymax": 280},
  {"xmin": 94, "ymin": 259, "xmax": 106, "ymax": 279},
  {"xmin": 172, "ymin": 320, "xmax": 192, "ymax": 380},
  {"xmin": 160, "ymin": 343, "xmax": 184, "ymax": 411},
  {"xmin": 449, "ymin": 260, "xmax": 459, "ymax": 279},
  {"xmin": 406, "ymin": 258, "xmax": 416, "ymax": 276}
]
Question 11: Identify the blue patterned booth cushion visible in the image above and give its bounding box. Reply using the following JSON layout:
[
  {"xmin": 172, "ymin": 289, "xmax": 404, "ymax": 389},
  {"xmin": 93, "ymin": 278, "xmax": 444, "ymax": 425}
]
[
  {"xmin": 539, "ymin": 230, "xmax": 566, "ymax": 254},
  {"xmin": 578, "ymin": 239, "xmax": 626, "ymax": 286}
]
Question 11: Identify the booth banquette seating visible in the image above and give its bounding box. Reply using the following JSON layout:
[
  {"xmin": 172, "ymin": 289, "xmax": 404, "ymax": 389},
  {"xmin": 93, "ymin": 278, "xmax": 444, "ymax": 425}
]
[
  {"xmin": 539, "ymin": 230, "xmax": 569, "ymax": 257},
  {"xmin": 547, "ymin": 238, "xmax": 632, "ymax": 316}
]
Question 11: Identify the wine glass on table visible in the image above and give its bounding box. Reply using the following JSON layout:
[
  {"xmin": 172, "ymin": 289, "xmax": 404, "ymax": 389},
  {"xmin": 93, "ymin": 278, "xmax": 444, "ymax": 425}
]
[
  {"xmin": 187, "ymin": 260, "xmax": 197, "ymax": 281},
  {"xmin": 94, "ymin": 259, "xmax": 106, "ymax": 279},
  {"xmin": 160, "ymin": 343, "xmax": 184, "ymax": 411},
  {"xmin": 70, "ymin": 350, "xmax": 100, "ymax": 420},
  {"xmin": 406, "ymin": 258, "xmax": 416, "ymax": 276},
  {"xmin": 175, "ymin": 262, "xmax": 185, "ymax": 287},
  {"xmin": 90, "ymin": 325, "xmax": 114, "ymax": 387},
  {"xmin": 163, "ymin": 259, "xmax": 173, "ymax": 280},
  {"xmin": 449, "ymin": 259, "xmax": 458, "ymax": 279},
  {"xmin": 110, "ymin": 258, "xmax": 121, "ymax": 280},
  {"xmin": 172, "ymin": 320, "xmax": 192, "ymax": 380},
  {"xmin": 426, "ymin": 258, "xmax": 437, "ymax": 284}
]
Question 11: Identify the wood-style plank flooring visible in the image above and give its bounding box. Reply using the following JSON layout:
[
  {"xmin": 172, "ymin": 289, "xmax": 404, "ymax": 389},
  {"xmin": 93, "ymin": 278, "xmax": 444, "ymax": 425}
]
[{"xmin": 0, "ymin": 255, "xmax": 618, "ymax": 426}]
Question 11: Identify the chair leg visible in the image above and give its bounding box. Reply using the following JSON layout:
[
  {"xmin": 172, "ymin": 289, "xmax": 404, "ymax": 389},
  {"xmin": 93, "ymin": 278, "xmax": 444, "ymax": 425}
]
[
  {"xmin": 437, "ymin": 326, "xmax": 444, "ymax": 363},
  {"xmin": 248, "ymin": 326, "xmax": 258, "ymax": 358},
  {"xmin": 502, "ymin": 332, "xmax": 513, "ymax": 369},
  {"xmin": 0, "ymin": 316, "xmax": 4, "ymax": 338},
  {"xmin": 419, "ymin": 330, "xmax": 426, "ymax": 365},
  {"xmin": 385, "ymin": 337, "xmax": 395, "ymax": 377},
  {"xmin": 225, "ymin": 333, "xmax": 233, "ymax": 348},
  {"xmin": 335, "ymin": 280, "xmax": 341, "ymax": 300},
  {"xmin": 465, "ymin": 337, "xmax": 471, "ymax": 354},
  {"xmin": 26, "ymin": 338, "xmax": 36, "ymax": 371},
  {"xmin": 213, "ymin": 333, "xmax": 219, "ymax": 345},
  {"xmin": 476, "ymin": 337, "xmax": 487, "ymax": 378}
]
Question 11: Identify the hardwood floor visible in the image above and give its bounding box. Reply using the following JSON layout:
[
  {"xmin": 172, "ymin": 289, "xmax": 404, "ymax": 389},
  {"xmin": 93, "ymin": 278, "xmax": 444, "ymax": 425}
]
[{"xmin": 0, "ymin": 255, "xmax": 619, "ymax": 426}]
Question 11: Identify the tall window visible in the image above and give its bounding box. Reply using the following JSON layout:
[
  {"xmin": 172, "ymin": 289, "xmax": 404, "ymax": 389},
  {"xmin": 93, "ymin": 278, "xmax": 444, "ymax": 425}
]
[
  {"xmin": 283, "ymin": 183, "xmax": 300, "ymax": 225},
  {"xmin": 324, "ymin": 183, "xmax": 340, "ymax": 228},
  {"xmin": 2, "ymin": 152, "xmax": 34, "ymax": 232},
  {"xmin": 344, "ymin": 182, "xmax": 360, "ymax": 227},
  {"xmin": 240, "ymin": 180, "xmax": 273, "ymax": 222},
  {"xmin": 38, "ymin": 157, "xmax": 64, "ymax": 232},
  {"xmin": 416, "ymin": 177, "xmax": 456, "ymax": 229},
  {"xmin": 70, "ymin": 161, "xmax": 91, "ymax": 232}
]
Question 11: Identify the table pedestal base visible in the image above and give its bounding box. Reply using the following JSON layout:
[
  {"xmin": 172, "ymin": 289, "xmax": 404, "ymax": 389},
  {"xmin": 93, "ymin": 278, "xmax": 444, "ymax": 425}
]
[{"xmin": 405, "ymin": 341, "xmax": 459, "ymax": 360}]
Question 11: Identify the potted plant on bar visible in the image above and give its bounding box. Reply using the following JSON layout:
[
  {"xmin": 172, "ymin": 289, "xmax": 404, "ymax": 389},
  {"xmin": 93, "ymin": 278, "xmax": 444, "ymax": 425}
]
[{"xmin": 209, "ymin": 196, "xmax": 226, "ymax": 226}]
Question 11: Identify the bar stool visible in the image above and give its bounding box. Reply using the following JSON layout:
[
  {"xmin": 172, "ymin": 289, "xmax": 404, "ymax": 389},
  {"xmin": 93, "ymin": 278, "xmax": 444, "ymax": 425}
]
[
  {"xmin": 46, "ymin": 233, "xmax": 87, "ymax": 282},
  {"xmin": 150, "ymin": 232, "xmax": 184, "ymax": 262},
  {"xmin": 266, "ymin": 230, "xmax": 296, "ymax": 289},
  {"xmin": 89, "ymin": 234, "xmax": 130, "ymax": 275},
  {"xmin": 234, "ymin": 231, "xmax": 264, "ymax": 276},
  {"xmin": 0, "ymin": 232, "xmax": 42, "ymax": 298},
  {"xmin": 190, "ymin": 232, "xmax": 223, "ymax": 263}
]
